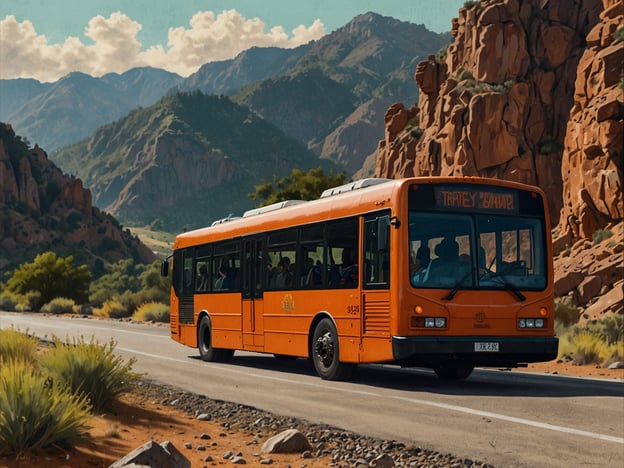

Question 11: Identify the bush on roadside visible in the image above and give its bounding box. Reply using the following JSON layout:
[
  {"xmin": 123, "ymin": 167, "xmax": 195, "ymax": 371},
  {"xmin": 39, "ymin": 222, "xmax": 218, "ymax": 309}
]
[
  {"xmin": 93, "ymin": 299, "xmax": 130, "ymax": 319},
  {"xmin": 39, "ymin": 336, "xmax": 141, "ymax": 412},
  {"xmin": 0, "ymin": 292, "xmax": 18, "ymax": 311},
  {"xmin": 0, "ymin": 328, "xmax": 39, "ymax": 365},
  {"xmin": 554, "ymin": 296, "xmax": 580, "ymax": 327},
  {"xmin": 558, "ymin": 331, "xmax": 610, "ymax": 365},
  {"xmin": 557, "ymin": 313, "xmax": 624, "ymax": 367},
  {"xmin": 133, "ymin": 301, "xmax": 170, "ymax": 323},
  {"xmin": 0, "ymin": 359, "xmax": 92, "ymax": 456},
  {"xmin": 584, "ymin": 314, "xmax": 624, "ymax": 346},
  {"xmin": 39, "ymin": 297, "xmax": 79, "ymax": 315},
  {"xmin": 4, "ymin": 252, "xmax": 91, "ymax": 311}
]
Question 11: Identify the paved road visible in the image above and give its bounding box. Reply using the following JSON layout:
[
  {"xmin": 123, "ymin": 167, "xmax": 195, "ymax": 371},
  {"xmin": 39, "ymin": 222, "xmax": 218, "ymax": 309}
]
[{"xmin": 1, "ymin": 312, "xmax": 622, "ymax": 467}]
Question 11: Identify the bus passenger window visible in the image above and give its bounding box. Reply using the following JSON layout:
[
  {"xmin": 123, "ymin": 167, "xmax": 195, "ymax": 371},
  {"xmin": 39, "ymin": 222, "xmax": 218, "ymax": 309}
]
[
  {"xmin": 196, "ymin": 264, "xmax": 209, "ymax": 291},
  {"xmin": 214, "ymin": 263, "xmax": 231, "ymax": 290},
  {"xmin": 336, "ymin": 247, "xmax": 358, "ymax": 287},
  {"xmin": 363, "ymin": 212, "xmax": 390, "ymax": 289}
]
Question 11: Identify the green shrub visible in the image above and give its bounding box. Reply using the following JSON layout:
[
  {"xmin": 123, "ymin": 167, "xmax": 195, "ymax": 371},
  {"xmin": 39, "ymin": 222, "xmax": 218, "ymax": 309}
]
[
  {"xmin": 583, "ymin": 314, "xmax": 623, "ymax": 346},
  {"xmin": 39, "ymin": 336, "xmax": 140, "ymax": 412},
  {"xmin": 592, "ymin": 229, "xmax": 613, "ymax": 244},
  {"xmin": 410, "ymin": 127, "xmax": 424, "ymax": 140},
  {"xmin": 5, "ymin": 252, "xmax": 91, "ymax": 310},
  {"xmin": 436, "ymin": 44, "xmax": 449, "ymax": 63},
  {"xmin": 558, "ymin": 331, "xmax": 610, "ymax": 365},
  {"xmin": 39, "ymin": 297, "xmax": 79, "ymax": 315},
  {"xmin": 554, "ymin": 296, "xmax": 580, "ymax": 327},
  {"xmin": 93, "ymin": 299, "xmax": 130, "ymax": 319},
  {"xmin": 0, "ymin": 359, "xmax": 92, "ymax": 456},
  {"xmin": 133, "ymin": 301, "xmax": 170, "ymax": 323},
  {"xmin": 0, "ymin": 292, "xmax": 18, "ymax": 311},
  {"xmin": 0, "ymin": 328, "xmax": 38, "ymax": 365},
  {"xmin": 613, "ymin": 26, "xmax": 624, "ymax": 42}
]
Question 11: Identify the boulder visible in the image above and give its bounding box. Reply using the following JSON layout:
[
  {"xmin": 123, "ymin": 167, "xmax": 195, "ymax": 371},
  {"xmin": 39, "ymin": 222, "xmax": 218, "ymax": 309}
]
[
  {"xmin": 109, "ymin": 440, "xmax": 190, "ymax": 468},
  {"xmin": 261, "ymin": 429, "xmax": 313, "ymax": 454}
]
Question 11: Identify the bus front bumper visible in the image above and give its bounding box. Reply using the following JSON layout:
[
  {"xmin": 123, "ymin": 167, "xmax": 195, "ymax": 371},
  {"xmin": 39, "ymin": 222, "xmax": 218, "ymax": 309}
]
[{"xmin": 392, "ymin": 335, "xmax": 559, "ymax": 367}]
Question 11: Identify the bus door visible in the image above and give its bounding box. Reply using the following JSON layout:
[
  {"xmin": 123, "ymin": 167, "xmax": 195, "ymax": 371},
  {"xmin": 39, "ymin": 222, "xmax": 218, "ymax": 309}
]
[
  {"xmin": 242, "ymin": 236, "xmax": 265, "ymax": 349},
  {"xmin": 361, "ymin": 213, "xmax": 392, "ymax": 361}
]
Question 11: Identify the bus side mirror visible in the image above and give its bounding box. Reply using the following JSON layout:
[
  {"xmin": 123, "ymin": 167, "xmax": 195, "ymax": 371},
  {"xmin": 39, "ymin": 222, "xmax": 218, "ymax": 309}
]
[
  {"xmin": 377, "ymin": 215, "xmax": 400, "ymax": 251},
  {"xmin": 161, "ymin": 259, "xmax": 169, "ymax": 277}
]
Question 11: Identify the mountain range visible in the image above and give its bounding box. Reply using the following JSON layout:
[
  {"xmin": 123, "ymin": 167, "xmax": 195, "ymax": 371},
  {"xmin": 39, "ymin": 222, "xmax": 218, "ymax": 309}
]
[
  {"xmin": 0, "ymin": 12, "xmax": 451, "ymax": 164},
  {"xmin": 52, "ymin": 91, "xmax": 336, "ymax": 231}
]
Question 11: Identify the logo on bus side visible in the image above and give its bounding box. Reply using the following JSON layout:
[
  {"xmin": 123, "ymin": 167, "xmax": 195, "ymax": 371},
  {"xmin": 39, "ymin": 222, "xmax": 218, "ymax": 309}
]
[
  {"xmin": 282, "ymin": 294, "xmax": 295, "ymax": 312},
  {"xmin": 474, "ymin": 311, "xmax": 490, "ymax": 328}
]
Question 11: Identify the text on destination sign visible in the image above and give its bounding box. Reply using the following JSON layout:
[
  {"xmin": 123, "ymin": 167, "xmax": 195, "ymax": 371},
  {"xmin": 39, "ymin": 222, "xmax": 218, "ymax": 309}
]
[{"xmin": 435, "ymin": 188, "xmax": 517, "ymax": 212}]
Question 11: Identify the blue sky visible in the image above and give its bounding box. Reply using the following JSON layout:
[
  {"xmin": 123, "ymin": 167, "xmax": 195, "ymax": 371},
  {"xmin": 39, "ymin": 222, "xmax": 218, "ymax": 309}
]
[{"xmin": 1, "ymin": 0, "xmax": 465, "ymax": 82}]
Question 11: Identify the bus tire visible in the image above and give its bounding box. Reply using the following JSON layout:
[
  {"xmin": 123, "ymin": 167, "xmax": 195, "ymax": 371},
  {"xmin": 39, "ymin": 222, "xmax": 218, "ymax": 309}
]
[
  {"xmin": 311, "ymin": 318, "xmax": 356, "ymax": 381},
  {"xmin": 433, "ymin": 363, "xmax": 474, "ymax": 380},
  {"xmin": 198, "ymin": 317, "xmax": 234, "ymax": 363}
]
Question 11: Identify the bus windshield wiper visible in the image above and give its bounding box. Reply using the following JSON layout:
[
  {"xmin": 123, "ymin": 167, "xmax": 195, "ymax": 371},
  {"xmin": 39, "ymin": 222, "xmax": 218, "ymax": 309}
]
[
  {"xmin": 485, "ymin": 272, "xmax": 526, "ymax": 301},
  {"xmin": 443, "ymin": 268, "xmax": 474, "ymax": 301}
]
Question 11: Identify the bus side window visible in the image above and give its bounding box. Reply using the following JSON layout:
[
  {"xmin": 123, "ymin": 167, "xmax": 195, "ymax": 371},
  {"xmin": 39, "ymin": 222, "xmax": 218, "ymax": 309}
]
[
  {"xmin": 213, "ymin": 242, "xmax": 241, "ymax": 292},
  {"xmin": 266, "ymin": 229, "xmax": 297, "ymax": 290},
  {"xmin": 181, "ymin": 249, "xmax": 194, "ymax": 296},
  {"xmin": 363, "ymin": 212, "xmax": 390, "ymax": 289},
  {"xmin": 299, "ymin": 223, "xmax": 325, "ymax": 288},
  {"xmin": 327, "ymin": 218, "xmax": 359, "ymax": 288}
]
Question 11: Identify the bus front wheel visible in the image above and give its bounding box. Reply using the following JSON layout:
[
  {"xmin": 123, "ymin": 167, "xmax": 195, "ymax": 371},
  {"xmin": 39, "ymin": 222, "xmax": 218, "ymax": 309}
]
[
  {"xmin": 198, "ymin": 317, "xmax": 234, "ymax": 362},
  {"xmin": 311, "ymin": 318, "xmax": 355, "ymax": 381}
]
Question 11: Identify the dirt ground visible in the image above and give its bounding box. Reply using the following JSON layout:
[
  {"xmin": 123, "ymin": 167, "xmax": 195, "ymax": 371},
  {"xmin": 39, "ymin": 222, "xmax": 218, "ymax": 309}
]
[{"xmin": 0, "ymin": 361, "xmax": 622, "ymax": 468}]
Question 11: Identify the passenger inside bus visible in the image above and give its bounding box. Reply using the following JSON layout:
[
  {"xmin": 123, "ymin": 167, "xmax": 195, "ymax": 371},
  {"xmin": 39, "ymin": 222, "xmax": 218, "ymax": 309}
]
[
  {"xmin": 426, "ymin": 237, "xmax": 459, "ymax": 284},
  {"xmin": 303, "ymin": 257, "xmax": 322, "ymax": 286},
  {"xmin": 214, "ymin": 264, "xmax": 230, "ymax": 290},
  {"xmin": 196, "ymin": 265, "xmax": 209, "ymax": 291},
  {"xmin": 272, "ymin": 257, "xmax": 293, "ymax": 289},
  {"xmin": 410, "ymin": 246, "xmax": 430, "ymax": 283},
  {"xmin": 336, "ymin": 247, "xmax": 358, "ymax": 287}
]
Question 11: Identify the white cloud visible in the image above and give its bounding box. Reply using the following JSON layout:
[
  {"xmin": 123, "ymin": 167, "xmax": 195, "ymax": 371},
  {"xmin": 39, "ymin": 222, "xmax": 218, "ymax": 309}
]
[{"xmin": 0, "ymin": 10, "xmax": 325, "ymax": 82}]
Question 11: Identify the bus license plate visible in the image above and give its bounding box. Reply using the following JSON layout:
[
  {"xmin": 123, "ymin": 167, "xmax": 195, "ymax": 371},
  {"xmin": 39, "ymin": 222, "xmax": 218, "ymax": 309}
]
[{"xmin": 474, "ymin": 342, "xmax": 499, "ymax": 352}]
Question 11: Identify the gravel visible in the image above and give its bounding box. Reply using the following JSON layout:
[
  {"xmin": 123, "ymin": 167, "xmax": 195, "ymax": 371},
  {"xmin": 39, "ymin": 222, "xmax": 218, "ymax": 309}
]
[{"xmin": 132, "ymin": 379, "xmax": 494, "ymax": 468}]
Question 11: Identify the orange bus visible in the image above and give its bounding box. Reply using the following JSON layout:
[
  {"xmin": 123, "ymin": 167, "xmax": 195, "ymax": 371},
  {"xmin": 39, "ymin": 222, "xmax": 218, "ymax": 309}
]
[{"xmin": 162, "ymin": 177, "xmax": 558, "ymax": 380}]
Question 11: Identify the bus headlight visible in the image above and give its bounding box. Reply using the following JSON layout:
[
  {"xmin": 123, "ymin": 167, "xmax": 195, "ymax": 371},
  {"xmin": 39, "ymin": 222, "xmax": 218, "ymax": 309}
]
[
  {"xmin": 411, "ymin": 316, "xmax": 447, "ymax": 328},
  {"xmin": 434, "ymin": 317, "xmax": 446, "ymax": 328},
  {"xmin": 518, "ymin": 318, "xmax": 545, "ymax": 328}
]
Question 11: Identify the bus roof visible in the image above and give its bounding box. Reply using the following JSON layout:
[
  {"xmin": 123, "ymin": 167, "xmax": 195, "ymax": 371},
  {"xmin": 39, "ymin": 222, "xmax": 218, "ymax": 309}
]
[{"xmin": 173, "ymin": 176, "xmax": 545, "ymax": 249}]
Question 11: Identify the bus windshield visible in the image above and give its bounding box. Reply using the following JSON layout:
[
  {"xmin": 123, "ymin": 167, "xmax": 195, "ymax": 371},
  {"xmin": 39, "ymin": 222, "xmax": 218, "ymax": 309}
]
[{"xmin": 409, "ymin": 211, "xmax": 547, "ymax": 293}]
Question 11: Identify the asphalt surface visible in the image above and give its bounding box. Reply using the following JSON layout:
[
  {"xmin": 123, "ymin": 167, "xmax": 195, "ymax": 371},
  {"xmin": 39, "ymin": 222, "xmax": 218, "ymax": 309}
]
[{"xmin": 1, "ymin": 311, "xmax": 622, "ymax": 467}]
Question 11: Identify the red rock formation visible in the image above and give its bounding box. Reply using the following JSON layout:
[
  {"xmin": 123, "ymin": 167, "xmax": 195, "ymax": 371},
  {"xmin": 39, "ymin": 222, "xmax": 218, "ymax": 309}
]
[
  {"xmin": 557, "ymin": 0, "xmax": 623, "ymax": 244},
  {"xmin": 0, "ymin": 123, "xmax": 155, "ymax": 269},
  {"xmin": 376, "ymin": 0, "xmax": 622, "ymax": 313},
  {"xmin": 376, "ymin": 0, "xmax": 603, "ymax": 226}
]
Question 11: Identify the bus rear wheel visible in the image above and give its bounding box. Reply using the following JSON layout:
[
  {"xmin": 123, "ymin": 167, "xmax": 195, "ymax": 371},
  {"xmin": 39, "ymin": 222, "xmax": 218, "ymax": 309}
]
[
  {"xmin": 433, "ymin": 363, "xmax": 474, "ymax": 380},
  {"xmin": 312, "ymin": 318, "xmax": 355, "ymax": 381},
  {"xmin": 198, "ymin": 317, "xmax": 234, "ymax": 362}
]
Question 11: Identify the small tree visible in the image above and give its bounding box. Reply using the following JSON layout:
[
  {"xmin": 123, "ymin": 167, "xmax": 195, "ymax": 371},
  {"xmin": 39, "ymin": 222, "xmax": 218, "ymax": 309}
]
[
  {"xmin": 6, "ymin": 252, "xmax": 91, "ymax": 310},
  {"xmin": 249, "ymin": 167, "xmax": 346, "ymax": 207}
]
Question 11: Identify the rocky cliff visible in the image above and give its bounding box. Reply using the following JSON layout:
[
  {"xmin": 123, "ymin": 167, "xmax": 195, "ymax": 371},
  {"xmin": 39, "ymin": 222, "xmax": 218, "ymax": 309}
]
[
  {"xmin": 0, "ymin": 124, "xmax": 155, "ymax": 271},
  {"xmin": 375, "ymin": 0, "xmax": 622, "ymax": 316},
  {"xmin": 376, "ymin": 0, "xmax": 603, "ymax": 225}
]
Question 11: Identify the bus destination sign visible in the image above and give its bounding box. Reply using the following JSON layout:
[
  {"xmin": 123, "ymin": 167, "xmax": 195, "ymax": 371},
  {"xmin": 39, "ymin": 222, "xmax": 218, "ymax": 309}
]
[{"xmin": 434, "ymin": 186, "xmax": 518, "ymax": 213}]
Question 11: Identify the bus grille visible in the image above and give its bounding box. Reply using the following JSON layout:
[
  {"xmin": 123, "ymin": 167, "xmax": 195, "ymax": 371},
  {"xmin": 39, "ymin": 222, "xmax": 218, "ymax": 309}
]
[
  {"xmin": 364, "ymin": 300, "xmax": 390, "ymax": 335},
  {"xmin": 179, "ymin": 297, "xmax": 194, "ymax": 325}
]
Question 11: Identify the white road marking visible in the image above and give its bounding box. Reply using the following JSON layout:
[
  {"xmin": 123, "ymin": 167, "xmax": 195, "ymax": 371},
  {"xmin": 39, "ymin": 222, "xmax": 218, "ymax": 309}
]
[{"xmin": 118, "ymin": 346, "xmax": 624, "ymax": 445}]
